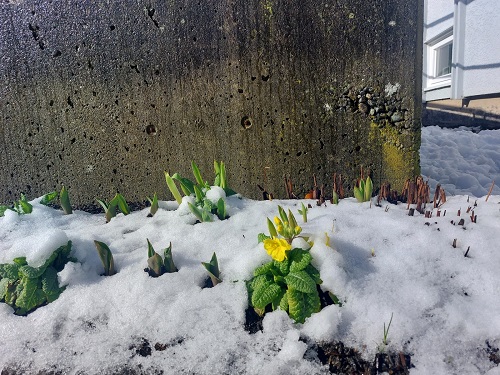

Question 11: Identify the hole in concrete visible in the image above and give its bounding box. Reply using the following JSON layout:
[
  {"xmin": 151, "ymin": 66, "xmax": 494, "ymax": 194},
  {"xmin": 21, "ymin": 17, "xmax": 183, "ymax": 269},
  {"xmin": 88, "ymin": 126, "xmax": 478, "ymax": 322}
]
[
  {"xmin": 146, "ymin": 125, "xmax": 157, "ymax": 135},
  {"xmin": 241, "ymin": 116, "xmax": 252, "ymax": 129}
]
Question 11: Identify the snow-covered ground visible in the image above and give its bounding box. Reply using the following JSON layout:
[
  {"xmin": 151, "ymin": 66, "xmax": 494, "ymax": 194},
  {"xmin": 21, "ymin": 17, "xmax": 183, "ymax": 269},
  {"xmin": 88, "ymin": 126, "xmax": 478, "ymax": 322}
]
[{"xmin": 0, "ymin": 126, "xmax": 499, "ymax": 375}]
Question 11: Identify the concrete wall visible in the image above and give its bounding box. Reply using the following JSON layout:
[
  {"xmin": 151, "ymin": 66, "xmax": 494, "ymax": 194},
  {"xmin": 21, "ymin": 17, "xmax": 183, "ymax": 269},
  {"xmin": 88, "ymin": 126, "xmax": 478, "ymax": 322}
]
[{"xmin": 0, "ymin": 0, "xmax": 423, "ymax": 207}]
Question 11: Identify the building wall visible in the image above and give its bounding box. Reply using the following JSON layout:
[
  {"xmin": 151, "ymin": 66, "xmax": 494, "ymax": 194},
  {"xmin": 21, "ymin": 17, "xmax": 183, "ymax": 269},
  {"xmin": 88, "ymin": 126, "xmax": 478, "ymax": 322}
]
[
  {"xmin": 462, "ymin": 0, "xmax": 500, "ymax": 97},
  {"xmin": 0, "ymin": 0, "xmax": 423, "ymax": 206}
]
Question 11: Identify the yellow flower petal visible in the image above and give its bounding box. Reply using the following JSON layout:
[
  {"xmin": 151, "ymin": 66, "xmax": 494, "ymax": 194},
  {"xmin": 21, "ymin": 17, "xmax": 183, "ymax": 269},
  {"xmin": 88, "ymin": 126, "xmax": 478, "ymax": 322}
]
[{"xmin": 263, "ymin": 238, "xmax": 291, "ymax": 262}]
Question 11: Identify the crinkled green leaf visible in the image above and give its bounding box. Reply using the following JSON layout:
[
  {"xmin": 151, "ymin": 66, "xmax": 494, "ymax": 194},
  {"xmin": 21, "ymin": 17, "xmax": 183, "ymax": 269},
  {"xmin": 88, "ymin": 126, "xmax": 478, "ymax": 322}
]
[
  {"xmin": 6, "ymin": 280, "xmax": 19, "ymax": 305},
  {"xmin": 284, "ymin": 270, "xmax": 316, "ymax": 294},
  {"xmin": 272, "ymin": 288, "xmax": 286, "ymax": 311},
  {"xmin": 273, "ymin": 258, "xmax": 290, "ymax": 276},
  {"xmin": 304, "ymin": 264, "xmax": 323, "ymax": 284},
  {"xmin": 279, "ymin": 288, "xmax": 289, "ymax": 311},
  {"xmin": 41, "ymin": 266, "xmax": 62, "ymax": 303},
  {"xmin": 19, "ymin": 265, "xmax": 45, "ymax": 279},
  {"xmin": 0, "ymin": 278, "xmax": 16, "ymax": 301},
  {"xmin": 287, "ymin": 288, "xmax": 321, "ymax": 323},
  {"xmin": 253, "ymin": 261, "xmax": 274, "ymax": 276},
  {"xmin": 249, "ymin": 274, "xmax": 272, "ymax": 292},
  {"xmin": 51, "ymin": 241, "xmax": 74, "ymax": 272},
  {"xmin": 289, "ymin": 249, "xmax": 313, "ymax": 272},
  {"xmin": 16, "ymin": 277, "xmax": 46, "ymax": 315},
  {"xmin": 251, "ymin": 280, "xmax": 282, "ymax": 310},
  {"xmin": 0, "ymin": 264, "xmax": 20, "ymax": 279},
  {"xmin": 257, "ymin": 233, "xmax": 271, "ymax": 244}
]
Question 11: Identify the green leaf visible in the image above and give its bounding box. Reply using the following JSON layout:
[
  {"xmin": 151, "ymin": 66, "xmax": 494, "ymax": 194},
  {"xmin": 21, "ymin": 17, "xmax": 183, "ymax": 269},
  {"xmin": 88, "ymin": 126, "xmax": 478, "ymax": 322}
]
[
  {"xmin": 16, "ymin": 277, "xmax": 46, "ymax": 315},
  {"xmin": 288, "ymin": 209, "xmax": 298, "ymax": 230},
  {"xmin": 19, "ymin": 265, "xmax": 45, "ymax": 279},
  {"xmin": 287, "ymin": 288, "xmax": 321, "ymax": 323},
  {"xmin": 191, "ymin": 161, "xmax": 206, "ymax": 187},
  {"xmin": 257, "ymin": 233, "xmax": 271, "ymax": 244},
  {"xmin": 40, "ymin": 191, "xmax": 58, "ymax": 206},
  {"xmin": 60, "ymin": 186, "xmax": 73, "ymax": 214},
  {"xmin": 272, "ymin": 288, "xmax": 286, "ymax": 311},
  {"xmin": 216, "ymin": 198, "xmax": 227, "ymax": 220},
  {"xmin": 12, "ymin": 257, "xmax": 27, "ymax": 266},
  {"xmin": 289, "ymin": 249, "xmax": 313, "ymax": 272},
  {"xmin": 41, "ymin": 266, "xmax": 62, "ymax": 303},
  {"xmin": 93, "ymin": 241, "xmax": 116, "ymax": 276},
  {"xmin": 147, "ymin": 193, "xmax": 158, "ymax": 216},
  {"xmin": 278, "ymin": 205, "xmax": 288, "ymax": 224},
  {"xmin": 0, "ymin": 264, "xmax": 20, "ymax": 279},
  {"xmin": 165, "ymin": 172, "xmax": 183, "ymax": 204},
  {"xmin": 146, "ymin": 239, "xmax": 156, "ymax": 258},
  {"xmin": 251, "ymin": 279, "xmax": 282, "ymax": 309},
  {"xmin": 188, "ymin": 202, "xmax": 203, "ymax": 222},
  {"xmin": 249, "ymin": 274, "xmax": 271, "ymax": 292},
  {"xmin": 51, "ymin": 241, "xmax": 74, "ymax": 272},
  {"xmin": 273, "ymin": 258, "xmax": 290, "ymax": 276},
  {"xmin": 147, "ymin": 253, "xmax": 164, "ymax": 277},
  {"xmin": 0, "ymin": 278, "xmax": 16, "ymax": 301},
  {"xmin": 5, "ymin": 279, "xmax": 19, "ymax": 305},
  {"xmin": 0, "ymin": 205, "xmax": 11, "ymax": 217},
  {"xmin": 193, "ymin": 185, "xmax": 205, "ymax": 204},
  {"xmin": 163, "ymin": 243, "xmax": 178, "ymax": 273},
  {"xmin": 253, "ymin": 262, "xmax": 274, "ymax": 277},
  {"xmin": 266, "ymin": 218, "xmax": 278, "ymax": 238},
  {"xmin": 111, "ymin": 194, "xmax": 130, "ymax": 215},
  {"xmin": 19, "ymin": 194, "xmax": 33, "ymax": 214},
  {"xmin": 284, "ymin": 270, "xmax": 316, "ymax": 294},
  {"xmin": 365, "ymin": 176, "xmax": 373, "ymax": 202},
  {"xmin": 353, "ymin": 186, "xmax": 364, "ymax": 202},
  {"xmin": 202, "ymin": 252, "xmax": 221, "ymax": 286},
  {"xmin": 304, "ymin": 264, "xmax": 322, "ymax": 284},
  {"xmin": 279, "ymin": 290, "xmax": 289, "ymax": 311},
  {"xmin": 201, "ymin": 208, "xmax": 213, "ymax": 222}
]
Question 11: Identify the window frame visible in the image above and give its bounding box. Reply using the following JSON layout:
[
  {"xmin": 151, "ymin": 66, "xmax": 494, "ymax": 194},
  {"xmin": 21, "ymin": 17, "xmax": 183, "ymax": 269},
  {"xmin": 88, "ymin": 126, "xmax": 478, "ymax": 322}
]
[{"xmin": 425, "ymin": 29, "xmax": 454, "ymax": 90}]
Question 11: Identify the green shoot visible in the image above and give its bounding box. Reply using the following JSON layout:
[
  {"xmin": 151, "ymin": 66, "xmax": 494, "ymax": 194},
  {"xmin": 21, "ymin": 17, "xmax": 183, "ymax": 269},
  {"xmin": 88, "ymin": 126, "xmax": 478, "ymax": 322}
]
[
  {"xmin": 147, "ymin": 193, "xmax": 159, "ymax": 217},
  {"xmin": 202, "ymin": 252, "xmax": 221, "ymax": 287},
  {"xmin": 298, "ymin": 202, "xmax": 308, "ymax": 223},
  {"xmin": 354, "ymin": 176, "xmax": 373, "ymax": 203},
  {"xmin": 111, "ymin": 193, "xmax": 130, "ymax": 215},
  {"xmin": 383, "ymin": 312, "xmax": 394, "ymax": 346},
  {"xmin": 96, "ymin": 199, "xmax": 117, "ymax": 223},
  {"xmin": 216, "ymin": 198, "xmax": 227, "ymax": 220},
  {"xmin": 59, "ymin": 186, "xmax": 73, "ymax": 214},
  {"xmin": 163, "ymin": 242, "xmax": 178, "ymax": 273},
  {"xmin": 165, "ymin": 172, "xmax": 183, "ymax": 204},
  {"xmin": 40, "ymin": 191, "xmax": 58, "ymax": 206},
  {"xmin": 93, "ymin": 240, "xmax": 116, "ymax": 276}
]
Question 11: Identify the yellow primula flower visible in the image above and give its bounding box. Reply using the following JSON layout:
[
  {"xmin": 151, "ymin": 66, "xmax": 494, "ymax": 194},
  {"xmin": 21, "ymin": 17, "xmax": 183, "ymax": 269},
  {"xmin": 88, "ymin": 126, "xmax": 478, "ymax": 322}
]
[{"xmin": 263, "ymin": 238, "xmax": 291, "ymax": 262}]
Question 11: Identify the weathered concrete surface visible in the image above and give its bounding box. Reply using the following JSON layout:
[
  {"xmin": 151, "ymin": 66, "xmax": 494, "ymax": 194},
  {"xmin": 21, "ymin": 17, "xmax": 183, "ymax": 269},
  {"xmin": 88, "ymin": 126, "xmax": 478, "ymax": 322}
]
[{"xmin": 0, "ymin": 0, "xmax": 423, "ymax": 206}]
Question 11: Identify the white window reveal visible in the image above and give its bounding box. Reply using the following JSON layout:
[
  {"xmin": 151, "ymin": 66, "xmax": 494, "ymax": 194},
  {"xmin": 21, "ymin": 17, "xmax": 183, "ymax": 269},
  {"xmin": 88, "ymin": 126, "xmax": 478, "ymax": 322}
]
[
  {"xmin": 424, "ymin": 28, "xmax": 454, "ymax": 100},
  {"xmin": 435, "ymin": 41, "xmax": 453, "ymax": 77}
]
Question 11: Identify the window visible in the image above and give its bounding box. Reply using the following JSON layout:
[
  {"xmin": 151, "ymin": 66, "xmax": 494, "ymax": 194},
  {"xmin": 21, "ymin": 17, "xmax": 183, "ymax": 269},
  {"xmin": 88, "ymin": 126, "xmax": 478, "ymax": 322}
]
[{"xmin": 435, "ymin": 42, "xmax": 453, "ymax": 77}]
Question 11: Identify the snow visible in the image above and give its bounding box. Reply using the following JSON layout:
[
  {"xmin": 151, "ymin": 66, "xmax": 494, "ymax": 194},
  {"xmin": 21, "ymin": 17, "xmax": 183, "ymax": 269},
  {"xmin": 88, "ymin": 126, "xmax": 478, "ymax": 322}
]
[{"xmin": 1, "ymin": 125, "xmax": 500, "ymax": 374}]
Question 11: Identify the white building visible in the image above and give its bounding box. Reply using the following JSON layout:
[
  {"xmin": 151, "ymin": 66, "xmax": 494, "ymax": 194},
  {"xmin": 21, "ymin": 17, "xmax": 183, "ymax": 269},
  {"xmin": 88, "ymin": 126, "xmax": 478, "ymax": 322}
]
[{"xmin": 422, "ymin": 0, "xmax": 500, "ymax": 127}]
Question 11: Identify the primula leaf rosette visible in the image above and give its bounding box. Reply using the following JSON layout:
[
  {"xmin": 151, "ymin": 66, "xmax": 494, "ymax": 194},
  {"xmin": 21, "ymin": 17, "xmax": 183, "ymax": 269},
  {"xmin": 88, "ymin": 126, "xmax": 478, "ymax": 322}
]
[{"xmin": 263, "ymin": 238, "xmax": 291, "ymax": 262}]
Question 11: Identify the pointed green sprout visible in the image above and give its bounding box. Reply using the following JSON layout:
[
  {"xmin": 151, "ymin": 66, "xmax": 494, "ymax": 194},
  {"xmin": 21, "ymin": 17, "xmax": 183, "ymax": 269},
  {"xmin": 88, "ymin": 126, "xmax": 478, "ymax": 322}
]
[
  {"xmin": 202, "ymin": 252, "xmax": 221, "ymax": 287},
  {"xmin": 96, "ymin": 198, "xmax": 116, "ymax": 223},
  {"xmin": 354, "ymin": 176, "xmax": 373, "ymax": 203},
  {"xmin": 332, "ymin": 191, "xmax": 339, "ymax": 205},
  {"xmin": 147, "ymin": 192, "xmax": 159, "ymax": 217},
  {"xmin": 191, "ymin": 161, "xmax": 208, "ymax": 188},
  {"xmin": 165, "ymin": 172, "xmax": 183, "ymax": 204},
  {"xmin": 188, "ymin": 202, "xmax": 213, "ymax": 222},
  {"xmin": 13, "ymin": 194, "xmax": 33, "ymax": 215},
  {"xmin": 93, "ymin": 240, "xmax": 116, "ymax": 276},
  {"xmin": 40, "ymin": 191, "xmax": 58, "ymax": 206},
  {"xmin": 146, "ymin": 239, "xmax": 164, "ymax": 277},
  {"xmin": 216, "ymin": 198, "xmax": 227, "ymax": 220},
  {"xmin": 60, "ymin": 186, "xmax": 73, "ymax": 214},
  {"xmin": 145, "ymin": 239, "xmax": 178, "ymax": 277},
  {"xmin": 111, "ymin": 193, "xmax": 130, "ymax": 215},
  {"xmin": 298, "ymin": 202, "xmax": 308, "ymax": 223},
  {"xmin": 163, "ymin": 242, "xmax": 178, "ymax": 273}
]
